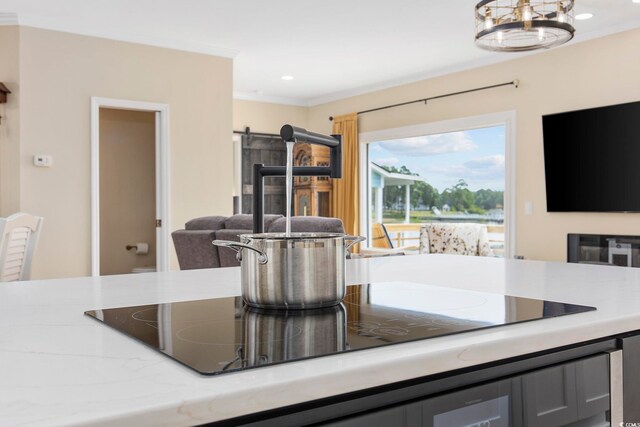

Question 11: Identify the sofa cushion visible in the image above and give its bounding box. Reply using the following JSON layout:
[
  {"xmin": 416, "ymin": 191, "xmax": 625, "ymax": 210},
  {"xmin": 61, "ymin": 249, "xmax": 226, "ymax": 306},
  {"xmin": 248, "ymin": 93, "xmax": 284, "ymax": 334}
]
[
  {"xmin": 175, "ymin": 214, "xmax": 340, "ymax": 271},
  {"xmin": 171, "ymin": 230, "xmax": 220, "ymax": 269},
  {"xmin": 185, "ymin": 216, "xmax": 227, "ymax": 231},
  {"xmin": 224, "ymin": 214, "xmax": 283, "ymax": 231},
  {"xmin": 268, "ymin": 216, "xmax": 345, "ymax": 233}
]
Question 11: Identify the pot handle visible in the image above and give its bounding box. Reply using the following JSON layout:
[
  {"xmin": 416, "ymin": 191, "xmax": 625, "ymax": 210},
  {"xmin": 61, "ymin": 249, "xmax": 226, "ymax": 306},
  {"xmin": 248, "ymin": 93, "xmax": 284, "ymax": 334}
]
[
  {"xmin": 212, "ymin": 240, "xmax": 269, "ymax": 264},
  {"xmin": 344, "ymin": 235, "xmax": 366, "ymax": 257}
]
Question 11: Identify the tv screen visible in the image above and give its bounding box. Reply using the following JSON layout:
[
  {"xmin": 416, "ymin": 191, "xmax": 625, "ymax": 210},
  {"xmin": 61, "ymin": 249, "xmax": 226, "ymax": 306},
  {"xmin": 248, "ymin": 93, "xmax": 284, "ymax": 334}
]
[{"xmin": 543, "ymin": 100, "xmax": 640, "ymax": 212}]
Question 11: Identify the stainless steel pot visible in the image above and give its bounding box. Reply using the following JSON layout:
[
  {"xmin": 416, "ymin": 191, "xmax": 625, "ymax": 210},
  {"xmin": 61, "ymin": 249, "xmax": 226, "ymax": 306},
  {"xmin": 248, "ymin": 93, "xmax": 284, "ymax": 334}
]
[
  {"xmin": 213, "ymin": 233, "xmax": 364, "ymax": 309},
  {"xmin": 241, "ymin": 304, "xmax": 346, "ymax": 367}
]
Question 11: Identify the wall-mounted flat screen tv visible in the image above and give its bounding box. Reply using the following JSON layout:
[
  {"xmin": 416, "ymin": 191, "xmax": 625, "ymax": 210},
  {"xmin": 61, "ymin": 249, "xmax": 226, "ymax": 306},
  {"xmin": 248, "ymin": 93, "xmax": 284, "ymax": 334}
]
[{"xmin": 543, "ymin": 100, "xmax": 640, "ymax": 212}]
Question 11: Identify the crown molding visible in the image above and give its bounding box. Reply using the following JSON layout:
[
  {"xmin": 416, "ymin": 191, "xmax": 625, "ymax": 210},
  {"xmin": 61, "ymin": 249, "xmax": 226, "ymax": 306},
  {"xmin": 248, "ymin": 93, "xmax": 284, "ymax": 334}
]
[
  {"xmin": 305, "ymin": 54, "xmax": 526, "ymax": 107},
  {"xmin": 12, "ymin": 14, "xmax": 238, "ymax": 58},
  {"xmin": 233, "ymin": 91, "xmax": 309, "ymax": 107},
  {"xmin": 233, "ymin": 52, "xmax": 526, "ymax": 108},
  {"xmin": 305, "ymin": 23, "xmax": 640, "ymax": 107},
  {"xmin": 571, "ymin": 20, "xmax": 640, "ymax": 45},
  {"xmin": 5, "ymin": 10, "xmax": 637, "ymax": 106},
  {"xmin": 0, "ymin": 13, "xmax": 19, "ymax": 25}
]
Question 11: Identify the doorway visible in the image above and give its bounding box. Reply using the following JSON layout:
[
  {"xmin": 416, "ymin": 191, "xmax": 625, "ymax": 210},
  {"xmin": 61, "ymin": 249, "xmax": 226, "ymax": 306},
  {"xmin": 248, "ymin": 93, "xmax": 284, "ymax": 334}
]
[{"xmin": 91, "ymin": 98, "xmax": 169, "ymax": 276}]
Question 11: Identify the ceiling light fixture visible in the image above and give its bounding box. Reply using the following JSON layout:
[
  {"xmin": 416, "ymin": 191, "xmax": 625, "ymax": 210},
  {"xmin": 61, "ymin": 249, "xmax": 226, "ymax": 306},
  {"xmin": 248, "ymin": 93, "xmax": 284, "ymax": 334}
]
[
  {"xmin": 475, "ymin": 0, "xmax": 575, "ymax": 52},
  {"xmin": 281, "ymin": 75, "xmax": 294, "ymax": 81}
]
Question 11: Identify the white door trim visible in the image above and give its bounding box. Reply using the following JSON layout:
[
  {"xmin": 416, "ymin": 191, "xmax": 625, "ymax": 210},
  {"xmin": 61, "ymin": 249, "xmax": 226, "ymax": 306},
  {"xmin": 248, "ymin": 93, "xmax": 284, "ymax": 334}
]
[
  {"xmin": 359, "ymin": 111, "xmax": 517, "ymax": 258},
  {"xmin": 90, "ymin": 97, "xmax": 170, "ymax": 277},
  {"xmin": 232, "ymin": 133, "xmax": 243, "ymax": 213}
]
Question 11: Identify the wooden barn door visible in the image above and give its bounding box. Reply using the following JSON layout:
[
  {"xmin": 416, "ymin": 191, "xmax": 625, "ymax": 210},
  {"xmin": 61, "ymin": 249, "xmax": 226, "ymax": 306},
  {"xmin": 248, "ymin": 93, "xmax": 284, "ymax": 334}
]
[{"xmin": 241, "ymin": 134, "xmax": 287, "ymax": 215}]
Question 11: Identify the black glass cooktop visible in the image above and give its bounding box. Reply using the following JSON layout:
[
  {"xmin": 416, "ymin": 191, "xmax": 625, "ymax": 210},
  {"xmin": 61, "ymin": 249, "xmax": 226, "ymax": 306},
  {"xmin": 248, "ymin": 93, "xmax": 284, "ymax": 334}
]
[{"xmin": 85, "ymin": 282, "xmax": 595, "ymax": 375}]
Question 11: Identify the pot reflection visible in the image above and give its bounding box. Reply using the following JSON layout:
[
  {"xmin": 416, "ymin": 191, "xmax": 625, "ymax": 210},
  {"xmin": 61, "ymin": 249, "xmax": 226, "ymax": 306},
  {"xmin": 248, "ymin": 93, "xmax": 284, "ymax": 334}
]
[{"xmin": 241, "ymin": 303, "xmax": 347, "ymax": 367}]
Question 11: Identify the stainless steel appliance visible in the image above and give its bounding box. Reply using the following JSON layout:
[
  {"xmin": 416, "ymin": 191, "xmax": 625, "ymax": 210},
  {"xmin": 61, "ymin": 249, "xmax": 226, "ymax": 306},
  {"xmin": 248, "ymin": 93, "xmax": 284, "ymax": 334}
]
[{"xmin": 325, "ymin": 351, "xmax": 620, "ymax": 427}]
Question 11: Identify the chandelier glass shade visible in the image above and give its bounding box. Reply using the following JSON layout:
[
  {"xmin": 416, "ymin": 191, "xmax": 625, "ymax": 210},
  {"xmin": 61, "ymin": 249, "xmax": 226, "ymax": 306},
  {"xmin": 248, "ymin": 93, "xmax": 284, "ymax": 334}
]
[{"xmin": 475, "ymin": 0, "xmax": 575, "ymax": 52}]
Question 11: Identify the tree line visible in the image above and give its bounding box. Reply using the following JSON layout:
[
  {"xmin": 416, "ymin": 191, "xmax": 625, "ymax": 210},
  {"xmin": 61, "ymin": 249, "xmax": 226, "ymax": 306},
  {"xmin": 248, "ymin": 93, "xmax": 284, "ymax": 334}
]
[{"xmin": 379, "ymin": 165, "xmax": 503, "ymax": 214}]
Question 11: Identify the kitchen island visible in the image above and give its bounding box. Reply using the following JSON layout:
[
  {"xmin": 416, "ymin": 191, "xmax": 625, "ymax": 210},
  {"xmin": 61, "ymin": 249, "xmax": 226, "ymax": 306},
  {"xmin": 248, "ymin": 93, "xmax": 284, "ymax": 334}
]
[{"xmin": 1, "ymin": 254, "xmax": 639, "ymax": 426}]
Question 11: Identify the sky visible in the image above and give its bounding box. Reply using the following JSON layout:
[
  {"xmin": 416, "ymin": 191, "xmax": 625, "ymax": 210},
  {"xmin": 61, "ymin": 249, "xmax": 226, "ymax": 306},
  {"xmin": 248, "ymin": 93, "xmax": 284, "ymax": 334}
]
[{"xmin": 369, "ymin": 125, "xmax": 505, "ymax": 192}]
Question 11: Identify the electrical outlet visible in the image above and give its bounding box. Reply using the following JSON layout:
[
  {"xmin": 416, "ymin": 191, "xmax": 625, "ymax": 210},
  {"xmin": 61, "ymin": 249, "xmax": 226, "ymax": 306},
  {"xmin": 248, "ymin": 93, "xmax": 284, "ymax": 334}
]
[{"xmin": 33, "ymin": 155, "xmax": 53, "ymax": 167}]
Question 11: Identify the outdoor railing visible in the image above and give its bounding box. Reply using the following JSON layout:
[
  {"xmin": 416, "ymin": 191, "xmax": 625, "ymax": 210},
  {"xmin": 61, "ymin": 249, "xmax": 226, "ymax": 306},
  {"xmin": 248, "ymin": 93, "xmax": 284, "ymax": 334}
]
[
  {"xmin": 383, "ymin": 223, "xmax": 505, "ymax": 256},
  {"xmin": 382, "ymin": 223, "xmax": 422, "ymax": 249}
]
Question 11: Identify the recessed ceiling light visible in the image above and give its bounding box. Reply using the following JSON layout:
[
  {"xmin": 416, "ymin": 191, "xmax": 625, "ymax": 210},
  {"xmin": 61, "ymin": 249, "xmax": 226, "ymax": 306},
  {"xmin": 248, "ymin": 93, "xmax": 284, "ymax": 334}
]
[
  {"xmin": 575, "ymin": 13, "xmax": 593, "ymax": 20},
  {"xmin": 281, "ymin": 75, "xmax": 294, "ymax": 81},
  {"xmin": 633, "ymin": 0, "xmax": 640, "ymax": 4}
]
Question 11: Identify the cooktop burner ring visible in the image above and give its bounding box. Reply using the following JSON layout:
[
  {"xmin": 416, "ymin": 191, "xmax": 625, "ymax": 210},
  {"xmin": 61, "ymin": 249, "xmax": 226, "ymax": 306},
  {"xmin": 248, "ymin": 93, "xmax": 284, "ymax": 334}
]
[
  {"xmin": 132, "ymin": 308, "xmax": 159, "ymax": 323},
  {"xmin": 175, "ymin": 319, "xmax": 304, "ymax": 346}
]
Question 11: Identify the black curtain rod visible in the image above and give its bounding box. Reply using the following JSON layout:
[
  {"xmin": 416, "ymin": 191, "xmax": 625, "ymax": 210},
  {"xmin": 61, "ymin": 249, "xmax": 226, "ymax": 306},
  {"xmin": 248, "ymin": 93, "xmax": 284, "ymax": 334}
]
[
  {"xmin": 233, "ymin": 127, "xmax": 280, "ymax": 138},
  {"xmin": 328, "ymin": 79, "xmax": 519, "ymax": 121}
]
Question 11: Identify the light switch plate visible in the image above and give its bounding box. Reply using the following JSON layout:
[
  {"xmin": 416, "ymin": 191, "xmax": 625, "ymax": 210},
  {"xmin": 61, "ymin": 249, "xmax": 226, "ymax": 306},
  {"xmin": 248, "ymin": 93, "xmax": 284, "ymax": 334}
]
[
  {"xmin": 524, "ymin": 201, "xmax": 533, "ymax": 215},
  {"xmin": 33, "ymin": 155, "xmax": 53, "ymax": 167}
]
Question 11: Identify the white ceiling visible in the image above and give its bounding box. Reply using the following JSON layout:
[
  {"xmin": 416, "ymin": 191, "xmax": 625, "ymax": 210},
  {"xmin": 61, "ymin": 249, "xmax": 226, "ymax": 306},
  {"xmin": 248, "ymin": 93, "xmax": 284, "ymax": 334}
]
[{"xmin": 1, "ymin": 0, "xmax": 639, "ymax": 106}]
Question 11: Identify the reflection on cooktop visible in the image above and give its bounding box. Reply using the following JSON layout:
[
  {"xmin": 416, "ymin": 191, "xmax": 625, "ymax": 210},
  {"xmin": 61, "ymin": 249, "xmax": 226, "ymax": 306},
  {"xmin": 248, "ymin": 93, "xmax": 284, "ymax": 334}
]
[{"xmin": 84, "ymin": 282, "xmax": 596, "ymax": 375}]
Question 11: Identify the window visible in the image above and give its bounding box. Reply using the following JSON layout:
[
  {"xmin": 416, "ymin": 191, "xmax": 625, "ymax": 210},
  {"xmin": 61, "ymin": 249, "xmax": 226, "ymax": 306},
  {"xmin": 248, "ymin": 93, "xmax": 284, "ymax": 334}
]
[{"xmin": 359, "ymin": 112, "xmax": 515, "ymax": 258}]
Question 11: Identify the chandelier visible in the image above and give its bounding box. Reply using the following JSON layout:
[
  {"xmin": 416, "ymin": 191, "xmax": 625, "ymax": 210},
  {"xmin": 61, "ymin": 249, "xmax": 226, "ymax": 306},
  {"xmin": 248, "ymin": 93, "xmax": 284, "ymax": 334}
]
[{"xmin": 475, "ymin": 0, "xmax": 575, "ymax": 52}]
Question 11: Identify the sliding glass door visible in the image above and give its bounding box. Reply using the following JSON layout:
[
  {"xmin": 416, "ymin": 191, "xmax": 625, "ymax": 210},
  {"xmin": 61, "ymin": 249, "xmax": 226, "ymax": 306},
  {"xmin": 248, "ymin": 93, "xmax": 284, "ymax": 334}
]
[{"xmin": 360, "ymin": 113, "xmax": 515, "ymax": 258}]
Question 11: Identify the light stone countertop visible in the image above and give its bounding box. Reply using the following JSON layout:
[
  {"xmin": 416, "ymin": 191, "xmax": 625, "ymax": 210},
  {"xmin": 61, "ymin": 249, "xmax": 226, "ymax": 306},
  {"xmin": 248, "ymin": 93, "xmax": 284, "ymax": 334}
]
[{"xmin": 1, "ymin": 254, "xmax": 639, "ymax": 426}]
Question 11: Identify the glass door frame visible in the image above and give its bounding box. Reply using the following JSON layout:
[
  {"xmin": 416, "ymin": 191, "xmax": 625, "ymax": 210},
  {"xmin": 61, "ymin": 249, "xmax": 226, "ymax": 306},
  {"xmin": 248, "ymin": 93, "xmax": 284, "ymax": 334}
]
[{"xmin": 358, "ymin": 111, "xmax": 517, "ymax": 258}]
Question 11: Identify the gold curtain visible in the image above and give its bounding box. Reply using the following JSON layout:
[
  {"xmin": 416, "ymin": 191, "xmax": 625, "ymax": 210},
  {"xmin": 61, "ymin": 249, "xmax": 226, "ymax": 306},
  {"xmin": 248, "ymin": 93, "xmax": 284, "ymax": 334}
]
[{"xmin": 331, "ymin": 113, "xmax": 359, "ymax": 240}]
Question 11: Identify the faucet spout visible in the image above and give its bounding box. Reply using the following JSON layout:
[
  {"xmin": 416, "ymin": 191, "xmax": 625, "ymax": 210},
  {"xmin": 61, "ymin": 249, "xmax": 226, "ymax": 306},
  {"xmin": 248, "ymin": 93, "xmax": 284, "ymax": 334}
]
[
  {"xmin": 280, "ymin": 125, "xmax": 340, "ymax": 148},
  {"xmin": 280, "ymin": 124, "xmax": 342, "ymax": 181}
]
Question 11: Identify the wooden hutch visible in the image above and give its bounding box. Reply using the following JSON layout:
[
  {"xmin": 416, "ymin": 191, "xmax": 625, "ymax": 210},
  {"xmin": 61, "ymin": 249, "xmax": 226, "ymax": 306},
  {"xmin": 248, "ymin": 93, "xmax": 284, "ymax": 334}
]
[{"xmin": 293, "ymin": 143, "xmax": 332, "ymax": 217}]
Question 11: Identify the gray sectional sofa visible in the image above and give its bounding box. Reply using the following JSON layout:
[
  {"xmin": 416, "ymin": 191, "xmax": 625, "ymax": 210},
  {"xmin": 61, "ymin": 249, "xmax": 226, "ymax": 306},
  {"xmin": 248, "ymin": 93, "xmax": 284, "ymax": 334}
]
[{"xmin": 171, "ymin": 214, "xmax": 345, "ymax": 269}]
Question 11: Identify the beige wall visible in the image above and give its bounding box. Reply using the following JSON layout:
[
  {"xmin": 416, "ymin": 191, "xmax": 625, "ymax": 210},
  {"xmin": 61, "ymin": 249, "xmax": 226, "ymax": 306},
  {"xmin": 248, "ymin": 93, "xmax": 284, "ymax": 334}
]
[
  {"xmin": 99, "ymin": 108, "xmax": 156, "ymax": 275},
  {"xmin": 12, "ymin": 26, "xmax": 233, "ymax": 279},
  {"xmin": 0, "ymin": 26, "xmax": 20, "ymax": 216},
  {"xmin": 233, "ymin": 99, "xmax": 308, "ymax": 134},
  {"xmin": 7, "ymin": 23, "xmax": 639, "ymax": 276},
  {"xmin": 304, "ymin": 28, "xmax": 640, "ymax": 262}
]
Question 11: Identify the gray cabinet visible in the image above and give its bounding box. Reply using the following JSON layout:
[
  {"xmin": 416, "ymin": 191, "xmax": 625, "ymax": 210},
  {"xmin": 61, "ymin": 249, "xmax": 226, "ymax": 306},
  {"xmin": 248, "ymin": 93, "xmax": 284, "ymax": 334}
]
[
  {"xmin": 621, "ymin": 334, "xmax": 640, "ymax": 421},
  {"xmin": 522, "ymin": 363, "xmax": 578, "ymax": 427},
  {"xmin": 575, "ymin": 354, "xmax": 610, "ymax": 419},
  {"xmin": 522, "ymin": 354, "xmax": 610, "ymax": 427}
]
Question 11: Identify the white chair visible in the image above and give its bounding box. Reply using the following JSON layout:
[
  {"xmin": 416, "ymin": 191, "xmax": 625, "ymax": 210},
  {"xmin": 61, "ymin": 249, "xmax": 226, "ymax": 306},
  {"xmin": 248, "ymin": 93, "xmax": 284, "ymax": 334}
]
[{"xmin": 0, "ymin": 213, "xmax": 44, "ymax": 282}]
